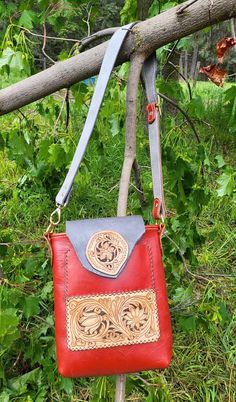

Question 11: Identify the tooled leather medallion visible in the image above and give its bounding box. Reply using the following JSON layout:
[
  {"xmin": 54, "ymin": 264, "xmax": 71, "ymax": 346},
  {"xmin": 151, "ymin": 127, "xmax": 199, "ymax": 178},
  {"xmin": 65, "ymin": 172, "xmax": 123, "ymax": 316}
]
[{"xmin": 86, "ymin": 230, "xmax": 128, "ymax": 276}]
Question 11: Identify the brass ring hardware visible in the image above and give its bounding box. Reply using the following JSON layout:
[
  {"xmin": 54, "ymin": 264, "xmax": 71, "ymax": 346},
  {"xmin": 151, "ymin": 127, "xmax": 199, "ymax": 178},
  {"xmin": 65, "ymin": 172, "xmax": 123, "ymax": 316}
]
[
  {"xmin": 155, "ymin": 214, "xmax": 164, "ymax": 225},
  {"xmin": 45, "ymin": 206, "xmax": 62, "ymax": 234}
]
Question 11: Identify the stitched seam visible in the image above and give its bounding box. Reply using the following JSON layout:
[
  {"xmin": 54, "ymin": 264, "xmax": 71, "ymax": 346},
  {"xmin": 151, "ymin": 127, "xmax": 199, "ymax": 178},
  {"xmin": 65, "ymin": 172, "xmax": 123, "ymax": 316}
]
[
  {"xmin": 64, "ymin": 248, "xmax": 70, "ymax": 300},
  {"xmin": 143, "ymin": 240, "xmax": 156, "ymax": 289},
  {"xmin": 143, "ymin": 238, "xmax": 160, "ymax": 342}
]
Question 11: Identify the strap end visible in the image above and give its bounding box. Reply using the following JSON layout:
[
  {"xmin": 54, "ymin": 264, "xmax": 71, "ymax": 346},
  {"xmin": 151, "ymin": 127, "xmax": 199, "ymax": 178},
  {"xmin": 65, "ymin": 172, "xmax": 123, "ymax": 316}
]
[{"xmin": 152, "ymin": 198, "xmax": 165, "ymax": 221}]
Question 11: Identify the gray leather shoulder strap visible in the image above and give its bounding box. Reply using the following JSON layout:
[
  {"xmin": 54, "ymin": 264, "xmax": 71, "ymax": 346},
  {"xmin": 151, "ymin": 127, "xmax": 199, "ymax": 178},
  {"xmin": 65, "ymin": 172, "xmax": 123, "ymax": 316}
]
[
  {"xmin": 141, "ymin": 54, "xmax": 166, "ymax": 217},
  {"xmin": 56, "ymin": 24, "xmax": 165, "ymax": 217},
  {"xmin": 56, "ymin": 23, "xmax": 134, "ymax": 206}
]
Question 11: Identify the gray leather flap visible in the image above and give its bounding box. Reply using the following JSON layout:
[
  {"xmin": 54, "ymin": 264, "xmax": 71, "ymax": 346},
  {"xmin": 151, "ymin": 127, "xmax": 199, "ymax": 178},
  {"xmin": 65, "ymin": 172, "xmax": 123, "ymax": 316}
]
[{"xmin": 66, "ymin": 215, "xmax": 145, "ymax": 278}]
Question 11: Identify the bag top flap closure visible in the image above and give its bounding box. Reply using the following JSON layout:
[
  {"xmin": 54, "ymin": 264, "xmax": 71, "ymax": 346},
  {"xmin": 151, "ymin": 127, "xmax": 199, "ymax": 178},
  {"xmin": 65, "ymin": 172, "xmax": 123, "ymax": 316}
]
[{"xmin": 66, "ymin": 215, "xmax": 145, "ymax": 278}]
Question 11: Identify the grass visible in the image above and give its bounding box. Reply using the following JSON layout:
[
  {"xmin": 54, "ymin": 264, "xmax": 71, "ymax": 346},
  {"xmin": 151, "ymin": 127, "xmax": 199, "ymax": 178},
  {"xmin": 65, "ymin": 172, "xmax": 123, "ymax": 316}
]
[{"xmin": 0, "ymin": 79, "xmax": 235, "ymax": 401}]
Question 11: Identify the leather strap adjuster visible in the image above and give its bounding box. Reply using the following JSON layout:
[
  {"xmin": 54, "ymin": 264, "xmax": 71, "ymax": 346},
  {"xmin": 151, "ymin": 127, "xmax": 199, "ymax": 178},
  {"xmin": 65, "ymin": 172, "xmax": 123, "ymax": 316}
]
[{"xmin": 146, "ymin": 102, "xmax": 156, "ymax": 124}]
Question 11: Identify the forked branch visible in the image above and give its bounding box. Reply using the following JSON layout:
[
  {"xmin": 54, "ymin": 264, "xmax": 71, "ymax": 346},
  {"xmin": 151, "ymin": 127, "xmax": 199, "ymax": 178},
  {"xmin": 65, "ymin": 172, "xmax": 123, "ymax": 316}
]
[{"xmin": 117, "ymin": 53, "xmax": 145, "ymax": 216}]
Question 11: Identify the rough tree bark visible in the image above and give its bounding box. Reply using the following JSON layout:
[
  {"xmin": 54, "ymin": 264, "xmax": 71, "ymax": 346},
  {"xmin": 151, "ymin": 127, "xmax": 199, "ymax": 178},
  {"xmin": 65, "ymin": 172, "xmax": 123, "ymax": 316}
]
[{"xmin": 0, "ymin": 0, "xmax": 235, "ymax": 115}]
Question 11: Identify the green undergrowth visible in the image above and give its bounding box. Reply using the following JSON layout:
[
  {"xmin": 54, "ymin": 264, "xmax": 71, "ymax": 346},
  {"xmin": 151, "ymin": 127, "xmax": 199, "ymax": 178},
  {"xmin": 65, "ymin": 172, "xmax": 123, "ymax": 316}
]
[{"xmin": 0, "ymin": 75, "xmax": 235, "ymax": 401}]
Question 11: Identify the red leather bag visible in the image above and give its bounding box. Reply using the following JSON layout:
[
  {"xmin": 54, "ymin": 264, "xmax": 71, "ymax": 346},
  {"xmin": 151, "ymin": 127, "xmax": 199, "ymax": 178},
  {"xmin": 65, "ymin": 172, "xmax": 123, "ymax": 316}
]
[
  {"xmin": 46, "ymin": 25, "xmax": 172, "ymax": 378},
  {"xmin": 48, "ymin": 224, "xmax": 171, "ymax": 377}
]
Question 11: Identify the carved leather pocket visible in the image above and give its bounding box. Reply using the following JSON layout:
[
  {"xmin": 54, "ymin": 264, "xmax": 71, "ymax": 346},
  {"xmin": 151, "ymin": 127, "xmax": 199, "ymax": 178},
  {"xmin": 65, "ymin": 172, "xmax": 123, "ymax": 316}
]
[{"xmin": 66, "ymin": 289, "xmax": 160, "ymax": 351}]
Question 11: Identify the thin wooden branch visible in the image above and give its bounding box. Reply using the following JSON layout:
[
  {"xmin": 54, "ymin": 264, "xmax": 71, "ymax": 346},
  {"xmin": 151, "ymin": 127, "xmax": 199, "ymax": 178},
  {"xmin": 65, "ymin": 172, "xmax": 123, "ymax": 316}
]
[
  {"xmin": 14, "ymin": 24, "xmax": 80, "ymax": 42},
  {"xmin": 231, "ymin": 17, "xmax": 236, "ymax": 37},
  {"xmin": 42, "ymin": 23, "xmax": 55, "ymax": 65},
  {"xmin": 115, "ymin": 374, "xmax": 126, "ymax": 402},
  {"xmin": 158, "ymin": 92, "xmax": 201, "ymax": 143},
  {"xmin": 117, "ymin": 53, "xmax": 145, "ymax": 217},
  {"xmin": 0, "ymin": 0, "xmax": 235, "ymax": 115},
  {"xmin": 82, "ymin": 4, "xmax": 92, "ymax": 37},
  {"xmin": 65, "ymin": 88, "xmax": 70, "ymax": 130},
  {"xmin": 162, "ymin": 40, "xmax": 180, "ymax": 70},
  {"xmin": 16, "ymin": 24, "xmax": 118, "ymax": 51},
  {"xmin": 53, "ymin": 91, "xmax": 67, "ymax": 137},
  {"xmin": 168, "ymin": 61, "xmax": 192, "ymax": 100},
  {"xmin": 132, "ymin": 159, "xmax": 146, "ymax": 209},
  {"xmin": 79, "ymin": 27, "xmax": 119, "ymax": 51}
]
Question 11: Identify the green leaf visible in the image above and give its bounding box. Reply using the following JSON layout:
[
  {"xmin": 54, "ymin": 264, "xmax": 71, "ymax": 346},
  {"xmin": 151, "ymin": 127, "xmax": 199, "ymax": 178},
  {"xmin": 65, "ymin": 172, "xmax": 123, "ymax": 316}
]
[
  {"xmin": 216, "ymin": 170, "xmax": 235, "ymax": 197},
  {"xmin": 9, "ymin": 52, "xmax": 24, "ymax": 71},
  {"xmin": 19, "ymin": 10, "xmax": 36, "ymax": 29},
  {"xmin": 0, "ymin": 133, "xmax": 5, "ymax": 150},
  {"xmin": 0, "ymin": 48, "xmax": 15, "ymax": 69},
  {"xmin": 59, "ymin": 377, "xmax": 74, "ymax": 394},
  {"xmin": 157, "ymin": 80, "xmax": 184, "ymax": 102},
  {"xmin": 173, "ymin": 286, "xmax": 193, "ymax": 303},
  {"xmin": 23, "ymin": 296, "xmax": 40, "ymax": 318},
  {"xmin": 109, "ymin": 115, "xmax": 119, "ymax": 136},
  {"xmin": 0, "ymin": 391, "xmax": 10, "ymax": 402},
  {"xmin": 120, "ymin": 0, "xmax": 137, "ymax": 23},
  {"xmin": 0, "ymin": 309, "xmax": 20, "ymax": 350},
  {"xmin": 179, "ymin": 316, "xmax": 197, "ymax": 332},
  {"xmin": 218, "ymin": 302, "xmax": 230, "ymax": 325},
  {"xmin": 224, "ymin": 86, "xmax": 236, "ymax": 103},
  {"xmin": 40, "ymin": 281, "xmax": 53, "ymax": 300},
  {"xmin": 8, "ymin": 368, "xmax": 41, "ymax": 393},
  {"xmin": 188, "ymin": 96, "xmax": 205, "ymax": 120},
  {"xmin": 215, "ymin": 155, "xmax": 225, "ymax": 168},
  {"xmin": 48, "ymin": 143, "xmax": 66, "ymax": 168}
]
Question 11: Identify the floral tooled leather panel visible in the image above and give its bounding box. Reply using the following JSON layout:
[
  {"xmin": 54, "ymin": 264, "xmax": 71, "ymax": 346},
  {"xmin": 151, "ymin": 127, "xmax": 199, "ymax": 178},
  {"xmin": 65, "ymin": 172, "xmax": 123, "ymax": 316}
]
[{"xmin": 66, "ymin": 289, "xmax": 159, "ymax": 350}]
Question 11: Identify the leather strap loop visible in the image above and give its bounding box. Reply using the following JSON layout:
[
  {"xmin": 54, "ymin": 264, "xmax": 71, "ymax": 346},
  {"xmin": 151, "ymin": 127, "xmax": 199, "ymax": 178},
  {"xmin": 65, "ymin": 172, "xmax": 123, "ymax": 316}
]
[
  {"xmin": 55, "ymin": 25, "xmax": 165, "ymax": 218},
  {"xmin": 142, "ymin": 53, "xmax": 166, "ymax": 217}
]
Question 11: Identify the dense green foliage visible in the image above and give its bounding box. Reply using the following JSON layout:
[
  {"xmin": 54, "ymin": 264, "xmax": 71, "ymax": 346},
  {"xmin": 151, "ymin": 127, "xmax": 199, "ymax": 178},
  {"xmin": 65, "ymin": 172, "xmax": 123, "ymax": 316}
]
[{"xmin": 0, "ymin": 1, "xmax": 236, "ymax": 401}]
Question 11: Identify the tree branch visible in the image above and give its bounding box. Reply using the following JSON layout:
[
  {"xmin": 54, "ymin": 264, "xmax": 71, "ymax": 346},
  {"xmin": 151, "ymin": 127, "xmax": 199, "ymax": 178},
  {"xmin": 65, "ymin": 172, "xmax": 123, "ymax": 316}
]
[
  {"xmin": 162, "ymin": 40, "xmax": 180, "ymax": 70},
  {"xmin": 79, "ymin": 27, "xmax": 119, "ymax": 51},
  {"xmin": 16, "ymin": 25, "xmax": 79, "ymax": 42},
  {"xmin": 168, "ymin": 61, "xmax": 192, "ymax": 100},
  {"xmin": 132, "ymin": 159, "xmax": 146, "ymax": 209},
  {"xmin": 0, "ymin": 0, "xmax": 235, "ymax": 115},
  {"xmin": 42, "ymin": 23, "xmax": 55, "ymax": 65},
  {"xmin": 117, "ymin": 53, "xmax": 145, "ymax": 216},
  {"xmin": 158, "ymin": 92, "xmax": 201, "ymax": 143},
  {"xmin": 115, "ymin": 374, "xmax": 126, "ymax": 402}
]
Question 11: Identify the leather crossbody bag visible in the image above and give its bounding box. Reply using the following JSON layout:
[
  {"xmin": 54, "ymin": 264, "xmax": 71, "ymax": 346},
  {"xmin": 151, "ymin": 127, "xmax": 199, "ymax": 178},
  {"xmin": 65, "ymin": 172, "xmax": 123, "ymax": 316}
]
[{"xmin": 45, "ymin": 24, "xmax": 172, "ymax": 378}]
